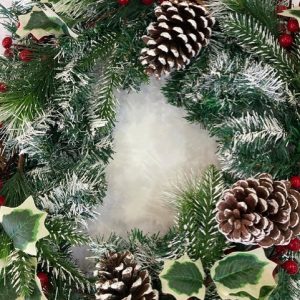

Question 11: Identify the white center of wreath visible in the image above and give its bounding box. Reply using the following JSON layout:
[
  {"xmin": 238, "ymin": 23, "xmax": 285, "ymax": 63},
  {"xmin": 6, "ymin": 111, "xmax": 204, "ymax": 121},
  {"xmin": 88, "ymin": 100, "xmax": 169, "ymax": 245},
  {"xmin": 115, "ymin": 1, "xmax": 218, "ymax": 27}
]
[{"xmin": 88, "ymin": 79, "xmax": 219, "ymax": 237}]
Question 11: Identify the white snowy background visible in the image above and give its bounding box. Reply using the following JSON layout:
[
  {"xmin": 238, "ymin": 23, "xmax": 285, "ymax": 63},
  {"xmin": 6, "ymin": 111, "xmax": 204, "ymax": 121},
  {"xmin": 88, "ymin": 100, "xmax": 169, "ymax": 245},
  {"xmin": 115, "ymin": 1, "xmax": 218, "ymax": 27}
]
[{"xmin": 1, "ymin": 0, "xmax": 218, "ymax": 264}]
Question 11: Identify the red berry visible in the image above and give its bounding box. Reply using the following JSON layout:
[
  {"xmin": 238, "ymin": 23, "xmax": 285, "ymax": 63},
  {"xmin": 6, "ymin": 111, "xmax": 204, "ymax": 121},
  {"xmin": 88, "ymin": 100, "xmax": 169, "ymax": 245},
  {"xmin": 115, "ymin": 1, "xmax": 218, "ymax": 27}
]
[
  {"xmin": 118, "ymin": 0, "xmax": 129, "ymax": 5},
  {"xmin": 19, "ymin": 49, "xmax": 33, "ymax": 62},
  {"xmin": 290, "ymin": 175, "xmax": 300, "ymax": 189},
  {"xmin": 276, "ymin": 5, "xmax": 288, "ymax": 14},
  {"xmin": 142, "ymin": 0, "xmax": 154, "ymax": 5},
  {"xmin": 37, "ymin": 272, "xmax": 50, "ymax": 291},
  {"xmin": 0, "ymin": 195, "xmax": 6, "ymax": 206},
  {"xmin": 0, "ymin": 83, "xmax": 8, "ymax": 93},
  {"xmin": 2, "ymin": 37, "xmax": 12, "ymax": 49},
  {"xmin": 4, "ymin": 48, "xmax": 14, "ymax": 59},
  {"xmin": 279, "ymin": 34, "xmax": 293, "ymax": 48},
  {"xmin": 275, "ymin": 245, "xmax": 288, "ymax": 256},
  {"xmin": 287, "ymin": 19, "xmax": 300, "ymax": 33},
  {"xmin": 158, "ymin": 0, "xmax": 165, "ymax": 3},
  {"xmin": 282, "ymin": 260, "xmax": 299, "ymax": 275},
  {"xmin": 287, "ymin": 238, "xmax": 300, "ymax": 252}
]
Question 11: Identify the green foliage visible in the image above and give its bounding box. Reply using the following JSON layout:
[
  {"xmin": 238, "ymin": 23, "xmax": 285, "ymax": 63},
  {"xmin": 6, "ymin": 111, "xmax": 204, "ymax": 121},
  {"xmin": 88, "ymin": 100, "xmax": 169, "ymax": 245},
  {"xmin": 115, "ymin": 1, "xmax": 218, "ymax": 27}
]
[
  {"xmin": 37, "ymin": 240, "xmax": 91, "ymax": 293},
  {"xmin": 169, "ymin": 165, "xmax": 227, "ymax": 269},
  {"xmin": 8, "ymin": 250, "xmax": 36, "ymax": 297}
]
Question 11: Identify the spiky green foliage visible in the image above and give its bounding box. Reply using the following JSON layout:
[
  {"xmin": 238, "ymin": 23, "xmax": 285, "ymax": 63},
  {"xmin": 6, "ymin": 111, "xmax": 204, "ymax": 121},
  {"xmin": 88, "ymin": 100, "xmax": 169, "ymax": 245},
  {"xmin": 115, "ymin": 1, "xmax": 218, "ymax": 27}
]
[
  {"xmin": 168, "ymin": 165, "xmax": 228, "ymax": 269},
  {"xmin": 163, "ymin": 46, "xmax": 300, "ymax": 178}
]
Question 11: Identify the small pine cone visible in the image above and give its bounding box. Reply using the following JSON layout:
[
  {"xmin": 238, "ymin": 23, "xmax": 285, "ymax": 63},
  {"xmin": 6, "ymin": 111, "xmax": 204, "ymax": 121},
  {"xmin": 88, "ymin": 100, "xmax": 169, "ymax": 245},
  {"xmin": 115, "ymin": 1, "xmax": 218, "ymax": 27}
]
[
  {"xmin": 216, "ymin": 173, "xmax": 300, "ymax": 247},
  {"xmin": 139, "ymin": 0, "xmax": 215, "ymax": 78},
  {"xmin": 95, "ymin": 251, "xmax": 158, "ymax": 300}
]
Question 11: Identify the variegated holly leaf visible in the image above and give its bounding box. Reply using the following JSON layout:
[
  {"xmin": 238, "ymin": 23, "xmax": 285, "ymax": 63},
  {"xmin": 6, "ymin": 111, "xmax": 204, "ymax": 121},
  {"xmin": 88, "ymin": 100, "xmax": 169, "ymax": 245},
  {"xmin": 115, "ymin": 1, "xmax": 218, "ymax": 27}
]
[
  {"xmin": 211, "ymin": 248, "xmax": 277, "ymax": 300},
  {"xmin": 0, "ymin": 196, "xmax": 49, "ymax": 256},
  {"xmin": 159, "ymin": 254, "xmax": 206, "ymax": 300},
  {"xmin": 278, "ymin": 7, "xmax": 300, "ymax": 21},
  {"xmin": 16, "ymin": 5, "xmax": 78, "ymax": 40}
]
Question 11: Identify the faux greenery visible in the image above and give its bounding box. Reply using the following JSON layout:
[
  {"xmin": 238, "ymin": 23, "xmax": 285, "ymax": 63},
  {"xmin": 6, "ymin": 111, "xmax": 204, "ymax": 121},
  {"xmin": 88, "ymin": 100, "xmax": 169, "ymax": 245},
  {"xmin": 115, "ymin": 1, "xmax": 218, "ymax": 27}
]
[{"xmin": 1, "ymin": 0, "xmax": 300, "ymax": 299}]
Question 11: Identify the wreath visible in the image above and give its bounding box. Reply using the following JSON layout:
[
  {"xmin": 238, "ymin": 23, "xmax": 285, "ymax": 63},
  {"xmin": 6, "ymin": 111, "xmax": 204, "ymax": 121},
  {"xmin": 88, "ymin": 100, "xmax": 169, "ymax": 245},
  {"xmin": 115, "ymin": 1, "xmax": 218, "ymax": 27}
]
[{"xmin": 0, "ymin": 0, "xmax": 300, "ymax": 299}]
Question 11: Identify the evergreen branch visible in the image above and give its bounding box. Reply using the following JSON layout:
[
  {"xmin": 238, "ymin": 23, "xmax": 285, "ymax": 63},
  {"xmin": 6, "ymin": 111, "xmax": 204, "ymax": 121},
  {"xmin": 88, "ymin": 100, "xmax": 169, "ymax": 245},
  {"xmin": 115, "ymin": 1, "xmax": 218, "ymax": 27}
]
[
  {"xmin": 7, "ymin": 250, "xmax": 36, "ymax": 297},
  {"xmin": 215, "ymin": 111, "xmax": 288, "ymax": 153},
  {"xmin": 223, "ymin": 13, "xmax": 297, "ymax": 86},
  {"xmin": 38, "ymin": 240, "xmax": 91, "ymax": 292},
  {"xmin": 221, "ymin": 0, "xmax": 279, "ymax": 35},
  {"xmin": 92, "ymin": 45, "xmax": 122, "ymax": 126},
  {"xmin": 170, "ymin": 165, "xmax": 228, "ymax": 269},
  {"xmin": 46, "ymin": 218, "xmax": 89, "ymax": 246},
  {"xmin": 1, "ymin": 170, "xmax": 32, "ymax": 207}
]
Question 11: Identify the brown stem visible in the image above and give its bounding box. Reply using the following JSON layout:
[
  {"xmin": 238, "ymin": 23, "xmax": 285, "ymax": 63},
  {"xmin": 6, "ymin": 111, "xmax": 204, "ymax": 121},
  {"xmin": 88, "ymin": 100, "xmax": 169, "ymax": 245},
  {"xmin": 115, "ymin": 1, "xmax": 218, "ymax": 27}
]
[{"xmin": 17, "ymin": 153, "xmax": 25, "ymax": 174}]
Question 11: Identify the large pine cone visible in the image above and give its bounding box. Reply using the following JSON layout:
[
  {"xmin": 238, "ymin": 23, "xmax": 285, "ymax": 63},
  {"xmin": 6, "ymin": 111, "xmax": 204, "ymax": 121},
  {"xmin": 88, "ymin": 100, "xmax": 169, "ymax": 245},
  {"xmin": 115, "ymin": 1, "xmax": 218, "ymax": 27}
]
[
  {"xmin": 216, "ymin": 173, "xmax": 300, "ymax": 247},
  {"xmin": 95, "ymin": 251, "xmax": 158, "ymax": 300},
  {"xmin": 139, "ymin": 0, "xmax": 215, "ymax": 78}
]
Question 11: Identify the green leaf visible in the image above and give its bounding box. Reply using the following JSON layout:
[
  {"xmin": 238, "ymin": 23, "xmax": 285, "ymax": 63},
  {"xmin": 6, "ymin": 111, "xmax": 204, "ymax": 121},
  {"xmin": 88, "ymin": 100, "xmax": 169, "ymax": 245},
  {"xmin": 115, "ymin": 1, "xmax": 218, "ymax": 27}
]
[
  {"xmin": 0, "ymin": 196, "xmax": 49, "ymax": 256},
  {"xmin": 24, "ymin": 11, "xmax": 62, "ymax": 31},
  {"xmin": 16, "ymin": 6, "xmax": 77, "ymax": 40},
  {"xmin": 159, "ymin": 254, "xmax": 206, "ymax": 300},
  {"xmin": 211, "ymin": 248, "xmax": 277, "ymax": 300},
  {"xmin": 213, "ymin": 253, "xmax": 267, "ymax": 288}
]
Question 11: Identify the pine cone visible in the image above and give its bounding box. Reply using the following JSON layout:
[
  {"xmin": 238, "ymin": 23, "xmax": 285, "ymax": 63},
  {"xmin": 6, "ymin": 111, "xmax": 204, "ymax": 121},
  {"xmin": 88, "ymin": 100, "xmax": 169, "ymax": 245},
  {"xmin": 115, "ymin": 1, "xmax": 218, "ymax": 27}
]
[
  {"xmin": 216, "ymin": 173, "xmax": 300, "ymax": 247},
  {"xmin": 95, "ymin": 251, "xmax": 158, "ymax": 300},
  {"xmin": 139, "ymin": 0, "xmax": 215, "ymax": 78}
]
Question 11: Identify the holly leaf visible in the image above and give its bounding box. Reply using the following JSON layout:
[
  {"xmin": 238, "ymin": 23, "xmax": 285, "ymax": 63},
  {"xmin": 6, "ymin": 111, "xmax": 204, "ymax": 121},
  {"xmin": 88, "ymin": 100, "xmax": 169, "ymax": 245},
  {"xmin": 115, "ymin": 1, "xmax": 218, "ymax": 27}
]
[
  {"xmin": 0, "ymin": 196, "xmax": 49, "ymax": 256},
  {"xmin": 278, "ymin": 7, "xmax": 300, "ymax": 20},
  {"xmin": 159, "ymin": 254, "xmax": 206, "ymax": 300},
  {"xmin": 16, "ymin": 6, "xmax": 78, "ymax": 40},
  {"xmin": 211, "ymin": 248, "xmax": 277, "ymax": 300}
]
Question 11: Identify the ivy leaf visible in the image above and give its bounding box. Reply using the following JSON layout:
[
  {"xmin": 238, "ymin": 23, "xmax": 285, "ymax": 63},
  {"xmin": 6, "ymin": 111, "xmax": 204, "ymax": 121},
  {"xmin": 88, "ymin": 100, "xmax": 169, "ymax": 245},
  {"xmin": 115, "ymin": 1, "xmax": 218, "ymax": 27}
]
[
  {"xmin": 211, "ymin": 248, "xmax": 277, "ymax": 300},
  {"xmin": 16, "ymin": 6, "xmax": 78, "ymax": 40},
  {"xmin": 159, "ymin": 254, "xmax": 206, "ymax": 300},
  {"xmin": 0, "ymin": 196, "xmax": 49, "ymax": 256}
]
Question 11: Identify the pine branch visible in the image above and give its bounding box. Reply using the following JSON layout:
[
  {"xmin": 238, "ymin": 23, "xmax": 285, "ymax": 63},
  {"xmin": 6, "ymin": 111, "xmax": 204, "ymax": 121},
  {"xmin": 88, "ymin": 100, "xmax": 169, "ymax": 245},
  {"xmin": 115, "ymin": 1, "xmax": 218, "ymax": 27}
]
[
  {"xmin": 93, "ymin": 45, "xmax": 122, "ymax": 126},
  {"xmin": 171, "ymin": 165, "xmax": 228, "ymax": 269},
  {"xmin": 223, "ymin": 13, "xmax": 298, "ymax": 86},
  {"xmin": 38, "ymin": 240, "xmax": 91, "ymax": 292},
  {"xmin": 214, "ymin": 111, "xmax": 288, "ymax": 153},
  {"xmin": 46, "ymin": 218, "xmax": 89, "ymax": 246},
  {"xmin": 221, "ymin": 0, "xmax": 279, "ymax": 35},
  {"xmin": 7, "ymin": 250, "xmax": 36, "ymax": 297}
]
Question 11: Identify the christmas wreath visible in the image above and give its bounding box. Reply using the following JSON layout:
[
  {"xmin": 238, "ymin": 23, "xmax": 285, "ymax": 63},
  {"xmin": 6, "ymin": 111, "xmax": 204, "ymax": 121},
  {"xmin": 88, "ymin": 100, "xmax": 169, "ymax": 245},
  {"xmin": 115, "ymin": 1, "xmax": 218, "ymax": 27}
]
[{"xmin": 1, "ymin": 0, "xmax": 300, "ymax": 299}]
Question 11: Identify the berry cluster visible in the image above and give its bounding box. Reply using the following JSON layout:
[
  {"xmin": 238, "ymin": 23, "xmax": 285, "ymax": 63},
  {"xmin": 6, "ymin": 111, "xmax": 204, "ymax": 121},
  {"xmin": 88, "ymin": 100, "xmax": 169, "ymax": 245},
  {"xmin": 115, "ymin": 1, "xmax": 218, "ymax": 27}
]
[
  {"xmin": 277, "ymin": 6, "xmax": 300, "ymax": 48},
  {"xmin": 274, "ymin": 237, "xmax": 300, "ymax": 275},
  {"xmin": 2, "ymin": 36, "xmax": 33, "ymax": 62}
]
